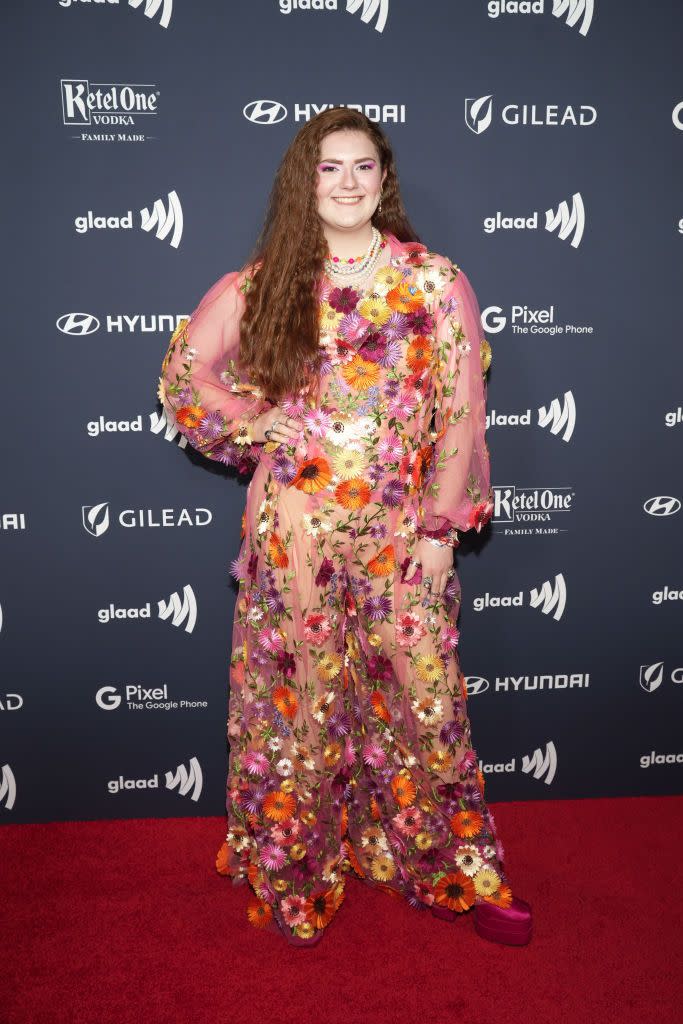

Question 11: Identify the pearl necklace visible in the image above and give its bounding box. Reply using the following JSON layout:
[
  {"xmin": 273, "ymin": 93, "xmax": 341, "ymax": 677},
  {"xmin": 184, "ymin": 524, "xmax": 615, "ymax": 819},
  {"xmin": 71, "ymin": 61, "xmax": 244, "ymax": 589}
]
[{"xmin": 325, "ymin": 226, "xmax": 384, "ymax": 280}]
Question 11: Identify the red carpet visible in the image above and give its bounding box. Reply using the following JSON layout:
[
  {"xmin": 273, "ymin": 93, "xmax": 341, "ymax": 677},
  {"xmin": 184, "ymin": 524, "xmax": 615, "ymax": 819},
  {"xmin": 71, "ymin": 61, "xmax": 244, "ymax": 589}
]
[{"xmin": 2, "ymin": 796, "xmax": 680, "ymax": 1024}]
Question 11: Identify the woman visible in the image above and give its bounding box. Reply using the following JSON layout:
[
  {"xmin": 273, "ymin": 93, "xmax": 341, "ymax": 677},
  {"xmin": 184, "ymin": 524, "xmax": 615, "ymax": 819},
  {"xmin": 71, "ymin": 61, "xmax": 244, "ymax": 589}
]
[{"xmin": 159, "ymin": 108, "xmax": 532, "ymax": 948}]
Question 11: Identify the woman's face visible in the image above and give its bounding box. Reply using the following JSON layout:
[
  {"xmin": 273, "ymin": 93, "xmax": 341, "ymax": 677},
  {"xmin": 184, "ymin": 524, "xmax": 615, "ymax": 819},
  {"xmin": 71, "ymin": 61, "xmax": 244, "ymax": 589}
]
[{"xmin": 315, "ymin": 129, "xmax": 386, "ymax": 235}]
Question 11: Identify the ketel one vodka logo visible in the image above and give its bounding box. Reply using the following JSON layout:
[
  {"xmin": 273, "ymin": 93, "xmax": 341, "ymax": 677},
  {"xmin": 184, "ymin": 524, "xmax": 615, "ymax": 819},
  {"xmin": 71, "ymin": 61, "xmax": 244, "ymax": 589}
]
[
  {"xmin": 485, "ymin": 1, "xmax": 595, "ymax": 37},
  {"xmin": 98, "ymin": 585, "xmax": 198, "ymax": 633},
  {"xmin": 74, "ymin": 190, "xmax": 184, "ymax": 249},
  {"xmin": 484, "ymin": 192, "xmax": 586, "ymax": 248},
  {"xmin": 107, "ymin": 757, "xmax": 203, "ymax": 801},
  {"xmin": 465, "ymin": 94, "xmax": 597, "ymax": 134},
  {"xmin": 479, "ymin": 741, "xmax": 558, "ymax": 785},
  {"xmin": 82, "ymin": 501, "xmax": 212, "ymax": 536},
  {"xmin": 59, "ymin": 1, "xmax": 174, "ymax": 29},
  {"xmin": 61, "ymin": 78, "xmax": 160, "ymax": 127}
]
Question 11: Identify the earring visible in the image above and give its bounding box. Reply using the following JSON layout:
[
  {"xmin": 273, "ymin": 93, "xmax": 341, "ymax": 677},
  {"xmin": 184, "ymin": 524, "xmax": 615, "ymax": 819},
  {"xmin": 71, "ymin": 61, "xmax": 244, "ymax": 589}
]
[{"xmin": 378, "ymin": 190, "xmax": 383, "ymax": 214}]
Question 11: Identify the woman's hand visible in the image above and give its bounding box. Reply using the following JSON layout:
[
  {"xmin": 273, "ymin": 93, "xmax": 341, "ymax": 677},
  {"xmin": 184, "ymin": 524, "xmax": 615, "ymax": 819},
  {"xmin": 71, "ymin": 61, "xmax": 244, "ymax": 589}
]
[
  {"xmin": 251, "ymin": 406, "xmax": 303, "ymax": 446},
  {"xmin": 412, "ymin": 537, "xmax": 454, "ymax": 600}
]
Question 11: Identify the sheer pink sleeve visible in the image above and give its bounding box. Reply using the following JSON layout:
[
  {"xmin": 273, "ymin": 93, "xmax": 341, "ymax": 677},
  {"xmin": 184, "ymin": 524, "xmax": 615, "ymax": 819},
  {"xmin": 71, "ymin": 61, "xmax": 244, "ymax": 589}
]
[
  {"xmin": 417, "ymin": 263, "xmax": 494, "ymax": 547},
  {"xmin": 158, "ymin": 269, "xmax": 272, "ymax": 473}
]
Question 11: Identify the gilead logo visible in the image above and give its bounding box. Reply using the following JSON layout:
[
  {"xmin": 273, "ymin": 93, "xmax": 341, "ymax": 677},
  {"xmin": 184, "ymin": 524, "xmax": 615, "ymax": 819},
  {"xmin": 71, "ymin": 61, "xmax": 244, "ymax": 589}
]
[
  {"xmin": 82, "ymin": 502, "xmax": 212, "ymax": 537},
  {"xmin": 465, "ymin": 95, "xmax": 597, "ymax": 134}
]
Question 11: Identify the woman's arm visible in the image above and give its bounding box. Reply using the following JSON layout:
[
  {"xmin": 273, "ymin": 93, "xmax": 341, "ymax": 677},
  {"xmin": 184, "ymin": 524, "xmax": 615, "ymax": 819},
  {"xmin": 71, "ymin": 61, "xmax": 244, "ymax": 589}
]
[
  {"xmin": 417, "ymin": 262, "xmax": 494, "ymax": 547},
  {"xmin": 158, "ymin": 269, "xmax": 272, "ymax": 472}
]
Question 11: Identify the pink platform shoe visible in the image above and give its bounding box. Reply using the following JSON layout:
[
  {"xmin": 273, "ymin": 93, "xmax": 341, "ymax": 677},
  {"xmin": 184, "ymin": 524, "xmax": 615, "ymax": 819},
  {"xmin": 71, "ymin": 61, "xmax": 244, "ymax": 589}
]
[{"xmin": 473, "ymin": 896, "xmax": 532, "ymax": 946}]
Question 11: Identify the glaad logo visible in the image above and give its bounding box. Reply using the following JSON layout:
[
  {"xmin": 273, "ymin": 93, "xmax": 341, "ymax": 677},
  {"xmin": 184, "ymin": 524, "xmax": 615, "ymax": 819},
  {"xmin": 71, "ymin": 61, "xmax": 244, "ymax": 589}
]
[
  {"xmin": 82, "ymin": 501, "xmax": 212, "ymax": 536},
  {"xmin": 467, "ymin": 673, "xmax": 589, "ymax": 695},
  {"xmin": 57, "ymin": 313, "xmax": 187, "ymax": 336},
  {"xmin": 473, "ymin": 572, "xmax": 567, "ymax": 620},
  {"xmin": 652, "ymin": 586, "xmax": 683, "ymax": 605},
  {"xmin": 481, "ymin": 304, "xmax": 593, "ymax": 337},
  {"xmin": 639, "ymin": 662, "xmax": 683, "ymax": 693},
  {"xmin": 487, "ymin": 390, "xmax": 576, "ymax": 441},
  {"xmin": 465, "ymin": 95, "xmax": 597, "ymax": 134},
  {"xmin": 484, "ymin": 193, "xmax": 585, "ymax": 248},
  {"xmin": 150, "ymin": 408, "xmax": 188, "ymax": 447},
  {"xmin": 87, "ymin": 415, "xmax": 142, "ymax": 437},
  {"xmin": 243, "ymin": 100, "xmax": 405, "ymax": 125},
  {"xmin": 672, "ymin": 101, "xmax": 683, "ymax": 130},
  {"xmin": 485, "ymin": 1, "xmax": 594, "ymax": 37},
  {"xmin": 1, "ymin": 764, "xmax": 17, "ymax": 810},
  {"xmin": 640, "ymin": 750, "xmax": 683, "ymax": 768},
  {"xmin": 59, "ymin": 1, "xmax": 174, "ymax": 29},
  {"xmin": 97, "ymin": 584, "xmax": 197, "ymax": 632},
  {"xmin": 96, "ymin": 684, "xmax": 207, "ymax": 711},
  {"xmin": 278, "ymin": 1, "xmax": 389, "ymax": 33},
  {"xmin": 74, "ymin": 191, "xmax": 183, "ymax": 248},
  {"xmin": 643, "ymin": 496, "xmax": 681, "ymax": 517},
  {"xmin": 479, "ymin": 741, "xmax": 557, "ymax": 784},
  {"xmin": 665, "ymin": 406, "xmax": 683, "ymax": 427},
  {"xmin": 107, "ymin": 757, "xmax": 203, "ymax": 800}
]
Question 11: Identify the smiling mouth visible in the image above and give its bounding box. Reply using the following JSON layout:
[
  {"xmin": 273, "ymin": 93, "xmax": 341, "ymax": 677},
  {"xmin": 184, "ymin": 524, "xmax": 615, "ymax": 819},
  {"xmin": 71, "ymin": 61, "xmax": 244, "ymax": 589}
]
[{"xmin": 332, "ymin": 196, "xmax": 364, "ymax": 203}]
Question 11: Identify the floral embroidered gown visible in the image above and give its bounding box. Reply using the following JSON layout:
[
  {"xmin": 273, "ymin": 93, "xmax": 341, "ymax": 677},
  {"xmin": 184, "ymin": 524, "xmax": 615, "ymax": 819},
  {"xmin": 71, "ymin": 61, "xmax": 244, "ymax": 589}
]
[{"xmin": 159, "ymin": 231, "xmax": 513, "ymax": 945}]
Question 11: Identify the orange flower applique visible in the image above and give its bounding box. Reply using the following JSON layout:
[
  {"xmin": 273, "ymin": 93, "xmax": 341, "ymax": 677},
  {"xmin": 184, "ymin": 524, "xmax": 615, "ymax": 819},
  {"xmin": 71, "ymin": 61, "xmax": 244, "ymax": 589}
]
[
  {"xmin": 305, "ymin": 887, "xmax": 337, "ymax": 930},
  {"xmin": 367, "ymin": 544, "xmax": 396, "ymax": 576},
  {"xmin": 335, "ymin": 478, "xmax": 371, "ymax": 510},
  {"xmin": 215, "ymin": 841, "xmax": 231, "ymax": 876},
  {"xmin": 263, "ymin": 789, "xmax": 296, "ymax": 822},
  {"xmin": 246, "ymin": 898, "xmax": 273, "ymax": 929},
  {"xmin": 386, "ymin": 281, "xmax": 425, "ymax": 314},
  {"xmin": 406, "ymin": 336, "xmax": 433, "ymax": 372},
  {"xmin": 268, "ymin": 533, "xmax": 289, "ymax": 568},
  {"xmin": 291, "ymin": 457, "xmax": 332, "ymax": 494},
  {"xmin": 370, "ymin": 690, "xmax": 391, "ymax": 724},
  {"xmin": 176, "ymin": 404, "xmax": 206, "ymax": 429},
  {"xmin": 483, "ymin": 883, "xmax": 513, "ymax": 908},
  {"xmin": 341, "ymin": 354, "xmax": 381, "ymax": 391},
  {"xmin": 450, "ymin": 810, "xmax": 484, "ymax": 839},
  {"xmin": 391, "ymin": 774, "xmax": 417, "ymax": 808},
  {"xmin": 272, "ymin": 685, "xmax": 298, "ymax": 720},
  {"xmin": 433, "ymin": 871, "xmax": 476, "ymax": 913}
]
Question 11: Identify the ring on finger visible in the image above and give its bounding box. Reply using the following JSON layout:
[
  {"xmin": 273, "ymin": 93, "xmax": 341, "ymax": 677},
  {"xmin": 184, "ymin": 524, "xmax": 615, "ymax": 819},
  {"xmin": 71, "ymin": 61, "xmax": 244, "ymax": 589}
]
[{"xmin": 447, "ymin": 568, "xmax": 455, "ymax": 577}]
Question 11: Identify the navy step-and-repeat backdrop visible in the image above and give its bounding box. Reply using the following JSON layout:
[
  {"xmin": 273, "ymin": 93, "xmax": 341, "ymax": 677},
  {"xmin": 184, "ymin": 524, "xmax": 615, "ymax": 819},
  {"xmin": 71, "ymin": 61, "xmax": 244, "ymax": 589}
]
[{"xmin": 2, "ymin": 0, "xmax": 681, "ymax": 823}]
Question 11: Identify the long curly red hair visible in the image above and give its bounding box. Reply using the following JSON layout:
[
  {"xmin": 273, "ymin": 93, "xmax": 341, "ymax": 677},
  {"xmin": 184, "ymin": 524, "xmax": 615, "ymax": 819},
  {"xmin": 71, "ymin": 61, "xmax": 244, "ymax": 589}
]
[{"xmin": 238, "ymin": 108, "xmax": 422, "ymax": 403}]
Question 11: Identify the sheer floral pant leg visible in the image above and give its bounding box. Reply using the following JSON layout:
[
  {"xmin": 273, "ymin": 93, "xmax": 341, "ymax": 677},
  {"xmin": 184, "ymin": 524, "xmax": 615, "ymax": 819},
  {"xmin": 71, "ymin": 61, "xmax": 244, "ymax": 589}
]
[
  {"xmin": 338, "ymin": 517, "xmax": 514, "ymax": 917},
  {"xmin": 216, "ymin": 471, "xmax": 354, "ymax": 945}
]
